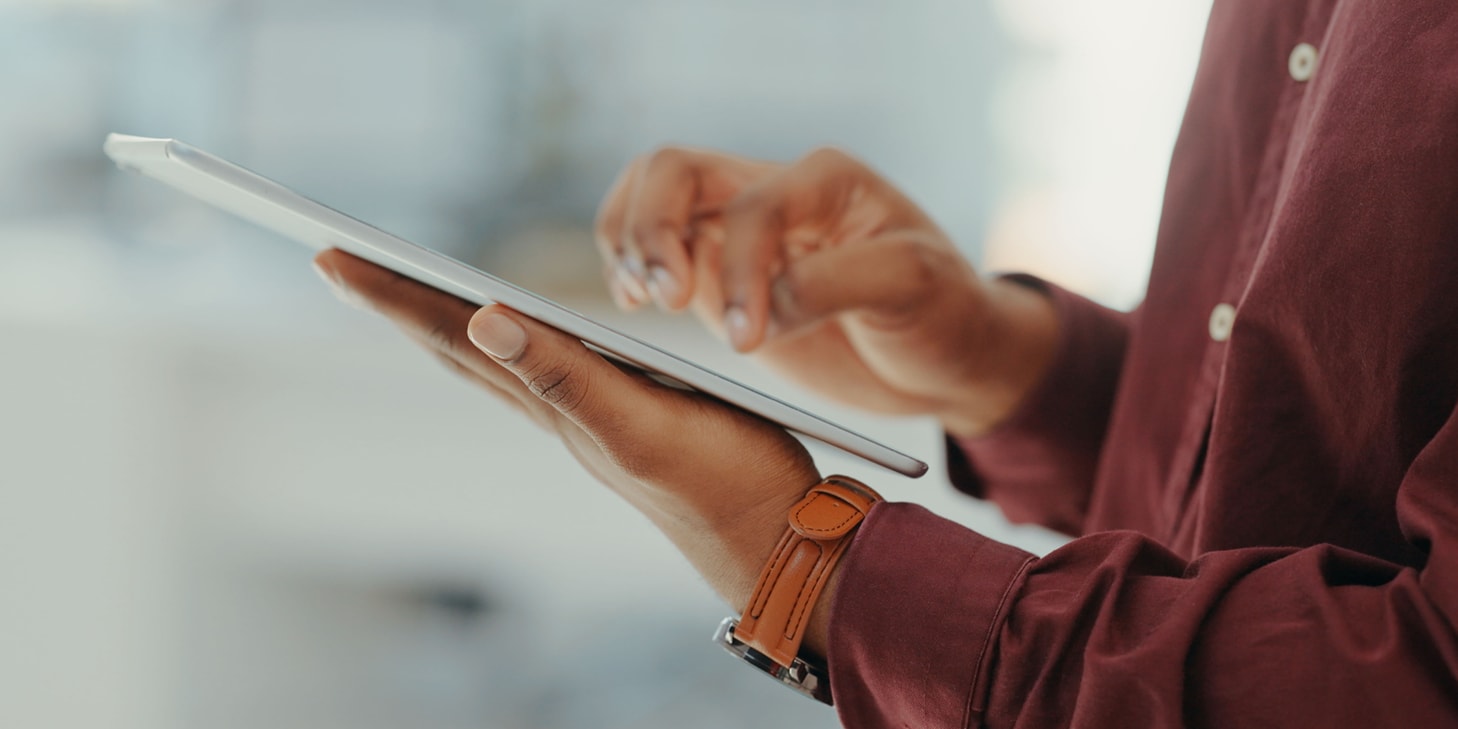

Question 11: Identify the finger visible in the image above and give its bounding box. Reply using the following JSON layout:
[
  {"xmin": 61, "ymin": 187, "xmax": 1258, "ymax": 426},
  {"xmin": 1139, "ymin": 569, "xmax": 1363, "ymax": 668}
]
[
  {"xmin": 594, "ymin": 158, "xmax": 650, "ymax": 308},
  {"xmin": 413, "ymin": 334, "xmax": 545, "ymax": 423},
  {"xmin": 687, "ymin": 215, "xmax": 730, "ymax": 338},
  {"xmin": 314, "ymin": 249, "xmax": 551, "ymax": 420},
  {"xmin": 719, "ymin": 147, "xmax": 875, "ymax": 352},
  {"xmin": 769, "ymin": 231, "xmax": 963, "ymax": 333},
  {"xmin": 603, "ymin": 261, "xmax": 646, "ymax": 311},
  {"xmin": 316, "ymin": 249, "xmax": 482, "ymax": 361},
  {"xmin": 467, "ymin": 304, "xmax": 667, "ymax": 435},
  {"xmin": 621, "ymin": 147, "xmax": 708, "ymax": 311}
]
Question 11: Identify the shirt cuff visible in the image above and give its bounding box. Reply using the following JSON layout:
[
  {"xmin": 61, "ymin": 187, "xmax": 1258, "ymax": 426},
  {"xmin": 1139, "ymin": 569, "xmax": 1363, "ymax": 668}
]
[
  {"xmin": 948, "ymin": 275, "xmax": 1129, "ymax": 535},
  {"xmin": 828, "ymin": 502, "xmax": 1035, "ymax": 729}
]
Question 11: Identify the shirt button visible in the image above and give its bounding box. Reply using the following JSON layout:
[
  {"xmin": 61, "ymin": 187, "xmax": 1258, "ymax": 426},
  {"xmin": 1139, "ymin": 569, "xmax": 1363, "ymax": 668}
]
[
  {"xmin": 1289, "ymin": 43, "xmax": 1319, "ymax": 82},
  {"xmin": 1208, "ymin": 303, "xmax": 1237, "ymax": 342}
]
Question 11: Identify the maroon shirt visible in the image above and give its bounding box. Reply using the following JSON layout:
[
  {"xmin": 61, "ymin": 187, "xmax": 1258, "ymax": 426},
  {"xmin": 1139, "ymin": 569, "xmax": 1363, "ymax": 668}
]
[{"xmin": 827, "ymin": 2, "xmax": 1458, "ymax": 727}]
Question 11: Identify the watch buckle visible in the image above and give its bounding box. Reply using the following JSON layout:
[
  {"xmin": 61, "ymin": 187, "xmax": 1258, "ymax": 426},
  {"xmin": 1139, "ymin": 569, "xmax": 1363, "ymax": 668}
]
[{"xmin": 713, "ymin": 617, "xmax": 832, "ymax": 705}]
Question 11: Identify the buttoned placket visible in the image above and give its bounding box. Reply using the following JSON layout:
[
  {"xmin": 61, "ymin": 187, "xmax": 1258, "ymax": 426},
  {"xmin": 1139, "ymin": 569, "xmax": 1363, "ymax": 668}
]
[{"xmin": 1159, "ymin": 30, "xmax": 1325, "ymax": 534}]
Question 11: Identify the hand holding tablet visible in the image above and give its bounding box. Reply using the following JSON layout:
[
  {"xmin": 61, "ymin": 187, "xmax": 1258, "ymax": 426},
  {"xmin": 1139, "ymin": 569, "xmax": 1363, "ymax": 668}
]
[
  {"xmin": 102, "ymin": 134, "xmax": 929, "ymax": 477},
  {"xmin": 105, "ymin": 133, "xmax": 1068, "ymax": 680}
]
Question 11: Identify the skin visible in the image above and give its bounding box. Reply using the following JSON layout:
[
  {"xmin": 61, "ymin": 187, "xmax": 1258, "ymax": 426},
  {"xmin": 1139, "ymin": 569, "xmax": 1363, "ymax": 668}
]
[
  {"xmin": 595, "ymin": 146, "xmax": 1058, "ymax": 437},
  {"xmin": 312, "ymin": 145, "xmax": 1058, "ymax": 662}
]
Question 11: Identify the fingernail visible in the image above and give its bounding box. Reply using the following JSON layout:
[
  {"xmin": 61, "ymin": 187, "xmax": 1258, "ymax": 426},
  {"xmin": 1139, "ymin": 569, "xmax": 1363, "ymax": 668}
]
[
  {"xmin": 469, "ymin": 312, "xmax": 528, "ymax": 361},
  {"xmin": 647, "ymin": 266, "xmax": 682, "ymax": 308},
  {"xmin": 616, "ymin": 264, "xmax": 648, "ymax": 302},
  {"xmin": 312, "ymin": 260, "xmax": 365, "ymax": 309},
  {"xmin": 725, "ymin": 306, "xmax": 752, "ymax": 350},
  {"xmin": 609, "ymin": 278, "xmax": 635, "ymax": 309}
]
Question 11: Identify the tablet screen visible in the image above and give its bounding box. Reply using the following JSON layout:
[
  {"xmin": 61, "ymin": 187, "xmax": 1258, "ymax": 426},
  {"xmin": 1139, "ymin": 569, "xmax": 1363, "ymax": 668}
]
[{"xmin": 103, "ymin": 134, "xmax": 928, "ymax": 478}]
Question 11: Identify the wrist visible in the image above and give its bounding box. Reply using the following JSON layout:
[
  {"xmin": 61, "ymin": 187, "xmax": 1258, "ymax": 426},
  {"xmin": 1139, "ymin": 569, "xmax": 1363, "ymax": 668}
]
[
  {"xmin": 724, "ymin": 487, "xmax": 812, "ymax": 607},
  {"xmin": 636, "ymin": 462, "xmax": 820, "ymax": 610},
  {"xmin": 715, "ymin": 476, "xmax": 880, "ymax": 704},
  {"xmin": 797, "ymin": 555, "xmax": 841, "ymax": 662},
  {"xmin": 938, "ymin": 276, "xmax": 1059, "ymax": 438}
]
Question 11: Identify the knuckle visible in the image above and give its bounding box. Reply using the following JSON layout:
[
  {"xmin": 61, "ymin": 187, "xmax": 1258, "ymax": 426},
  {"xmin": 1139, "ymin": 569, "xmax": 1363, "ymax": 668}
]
[
  {"xmin": 594, "ymin": 160, "xmax": 641, "ymax": 245},
  {"xmin": 423, "ymin": 320, "xmax": 468, "ymax": 360},
  {"xmin": 593, "ymin": 207, "xmax": 619, "ymax": 242},
  {"xmin": 594, "ymin": 204, "xmax": 626, "ymax": 247},
  {"xmin": 604, "ymin": 447, "xmax": 656, "ymax": 483},
  {"xmin": 374, "ymin": 267, "xmax": 417, "ymax": 300},
  {"xmin": 644, "ymin": 145, "xmax": 689, "ymax": 173},
  {"xmin": 722, "ymin": 188, "xmax": 780, "ymax": 227},
  {"xmin": 803, "ymin": 145, "xmax": 857, "ymax": 172},
  {"xmin": 630, "ymin": 220, "xmax": 671, "ymax": 251},
  {"xmin": 891, "ymin": 238, "xmax": 944, "ymax": 294},
  {"xmin": 431, "ymin": 349, "xmax": 475, "ymax": 381},
  {"xmin": 523, "ymin": 360, "xmax": 589, "ymax": 414},
  {"xmin": 720, "ymin": 190, "xmax": 754, "ymax": 217}
]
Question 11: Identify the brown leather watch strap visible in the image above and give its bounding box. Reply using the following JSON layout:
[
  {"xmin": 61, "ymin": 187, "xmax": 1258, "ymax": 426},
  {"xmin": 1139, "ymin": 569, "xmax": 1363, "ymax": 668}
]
[{"xmin": 734, "ymin": 475, "xmax": 882, "ymax": 669}]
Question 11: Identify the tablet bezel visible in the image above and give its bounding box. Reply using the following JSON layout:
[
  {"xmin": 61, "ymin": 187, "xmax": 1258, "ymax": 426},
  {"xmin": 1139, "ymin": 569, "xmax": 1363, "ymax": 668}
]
[{"xmin": 103, "ymin": 134, "xmax": 928, "ymax": 478}]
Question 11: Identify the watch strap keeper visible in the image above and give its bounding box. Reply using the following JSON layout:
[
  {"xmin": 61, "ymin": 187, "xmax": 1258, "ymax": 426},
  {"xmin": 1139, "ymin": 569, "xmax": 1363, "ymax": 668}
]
[{"xmin": 733, "ymin": 475, "xmax": 882, "ymax": 670}]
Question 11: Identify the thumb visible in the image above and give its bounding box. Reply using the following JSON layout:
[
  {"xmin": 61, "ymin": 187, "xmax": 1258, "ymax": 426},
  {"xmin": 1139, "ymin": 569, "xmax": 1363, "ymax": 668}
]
[
  {"xmin": 466, "ymin": 304, "xmax": 645, "ymax": 430},
  {"xmin": 770, "ymin": 232, "xmax": 967, "ymax": 332}
]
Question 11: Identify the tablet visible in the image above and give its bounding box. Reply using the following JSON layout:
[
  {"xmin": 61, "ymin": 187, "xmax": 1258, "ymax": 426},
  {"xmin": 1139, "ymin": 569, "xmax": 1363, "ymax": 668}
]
[{"xmin": 103, "ymin": 134, "xmax": 929, "ymax": 478}]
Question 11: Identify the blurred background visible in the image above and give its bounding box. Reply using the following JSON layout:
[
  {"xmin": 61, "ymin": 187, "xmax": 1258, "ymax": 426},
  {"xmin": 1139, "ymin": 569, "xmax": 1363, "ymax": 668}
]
[{"xmin": 0, "ymin": 1, "xmax": 1211, "ymax": 727}]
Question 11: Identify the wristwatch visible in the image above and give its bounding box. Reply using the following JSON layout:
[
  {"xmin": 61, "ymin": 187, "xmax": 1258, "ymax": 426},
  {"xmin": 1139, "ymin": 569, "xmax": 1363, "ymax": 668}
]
[{"xmin": 713, "ymin": 475, "xmax": 882, "ymax": 704}]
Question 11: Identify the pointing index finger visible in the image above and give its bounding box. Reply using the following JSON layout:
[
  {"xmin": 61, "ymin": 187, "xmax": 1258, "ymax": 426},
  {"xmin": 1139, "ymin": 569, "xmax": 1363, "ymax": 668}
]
[{"xmin": 719, "ymin": 148, "xmax": 873, "ymax": 351}]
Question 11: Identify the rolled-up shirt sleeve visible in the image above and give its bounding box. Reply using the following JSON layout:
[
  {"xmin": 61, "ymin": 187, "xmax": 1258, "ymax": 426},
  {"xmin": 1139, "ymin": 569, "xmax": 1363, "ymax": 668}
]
[
  {"xmin": 948, "ymin": 275, "xmax": 1130, "ymax": 536},
  {"xmin": 826, "ymin": 503, "xmax": 1035, "ymax": 729},
  {"xmin": 828, "ymin": 403, "xmax": 1458, "ymax": 729}
]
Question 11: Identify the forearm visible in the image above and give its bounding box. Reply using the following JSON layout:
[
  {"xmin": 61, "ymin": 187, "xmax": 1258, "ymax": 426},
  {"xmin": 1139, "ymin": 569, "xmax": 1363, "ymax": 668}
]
[
  {"xmin": 626, "ymin": 459, "xmax": 844, "ymax": 660},
  {"xmin": 827, "ymin": 503, "xmax": 1458, "ymax": 729}
]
